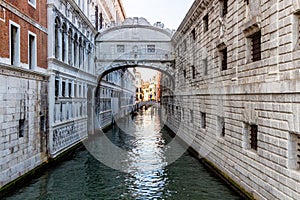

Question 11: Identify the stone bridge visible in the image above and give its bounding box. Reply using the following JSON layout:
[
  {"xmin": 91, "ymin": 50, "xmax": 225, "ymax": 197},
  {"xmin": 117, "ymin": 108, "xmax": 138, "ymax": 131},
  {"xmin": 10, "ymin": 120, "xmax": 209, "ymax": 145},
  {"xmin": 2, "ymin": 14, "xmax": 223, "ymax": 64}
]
[{"xmin": 95, "ymin": 17, "xmax": 176, "ymax": 81}]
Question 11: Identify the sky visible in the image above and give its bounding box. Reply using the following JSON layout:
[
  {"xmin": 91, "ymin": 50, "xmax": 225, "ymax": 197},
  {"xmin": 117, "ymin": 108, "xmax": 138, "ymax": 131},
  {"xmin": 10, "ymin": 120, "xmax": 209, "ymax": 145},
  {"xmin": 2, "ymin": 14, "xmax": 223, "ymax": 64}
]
[
  {"xmin": 122, "ymin": 0, "xmax": 194, "ymax": 30},
  {"xmin": 122, "ymin": 0, "xmax": 195, "ymax": 81}
]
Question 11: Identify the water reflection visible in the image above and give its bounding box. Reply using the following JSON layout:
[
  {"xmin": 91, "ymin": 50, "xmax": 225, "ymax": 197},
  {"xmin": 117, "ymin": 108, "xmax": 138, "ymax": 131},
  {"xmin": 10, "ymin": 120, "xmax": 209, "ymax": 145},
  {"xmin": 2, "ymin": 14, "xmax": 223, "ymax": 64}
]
[
  {"xmin": 121, "ymin": 108, "xmax": 168, "ymax": 199},
  {"xmin": 5, "ymin": 106, "xmax": 242, "ymax": 200}
]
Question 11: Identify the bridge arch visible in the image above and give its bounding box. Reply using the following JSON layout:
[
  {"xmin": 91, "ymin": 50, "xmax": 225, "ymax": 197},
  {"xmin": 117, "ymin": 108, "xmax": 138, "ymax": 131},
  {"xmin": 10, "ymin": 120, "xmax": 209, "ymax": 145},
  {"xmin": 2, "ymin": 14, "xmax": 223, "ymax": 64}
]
[{"xmin": 95, "ymin": 17, "xmax": 176, "ymax": 83}]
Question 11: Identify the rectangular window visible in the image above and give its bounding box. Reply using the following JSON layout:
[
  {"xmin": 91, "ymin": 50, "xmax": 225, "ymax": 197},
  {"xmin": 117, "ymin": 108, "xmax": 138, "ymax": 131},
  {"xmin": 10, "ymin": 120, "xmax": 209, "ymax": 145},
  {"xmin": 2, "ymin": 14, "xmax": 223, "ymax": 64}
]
[
  {"xmin": 288, "ymin": 133, "xmax": 300, "ymax": 170},
  {"xmin": 220, "ymin": 0, "xmax": 228, "ymax": 17},
  {"xmin": 55, "ymin": 79, "xmax": 59, "ymax": 98},
  {"xmin": 190, "ymin": 110, "xmax": 194, "ymax": 123},
  {"xmin": 147, "ymin": 45, "xmax": 155, "ymax": 53},
  {"xmin": 0, "ymin": 6, "xmax": 5, "ymax": 20},
  {"xmin": 183, "ymin": 39, "xmax": 187, "ymax": 51},
  {"xmin": 19, "ymin": 119, "xmax": 25, "ymax": 137},
  {"xmin": 203, "ymin": 14, "xmax": 209, "ymax": 32},
  {"xmin": 250, "ymin": 124, "xmax": 258, "ymax": 150},
  {"xmin": 62, "ymin": 81, "xmax": 66, "ymax": 97},
  {"xmin": 191, "ymin": 28, "xmax": 196, "ymax": 40},
  {"xmin": 28, "ymin": 0, "xmax": 36, "ymax": 8},
  {"xmin": 220, "ymin": 47, "xmax": 227, "ymax": 71},
  {"xmin": 192, "ymin": 65, "xmax": 196, "ymax": 79},
  {"xmin": 68, "ymin": 82, "xmax": 72, "ymax": 97},
  {"xmin": 218, "ymin": 116, "xmax": 225, "ymax": 137},
  {"xmin": 28, "ymin": 33, "xmax": 36, "ymax": 69},
  {"xmin": 251, "ymin": 31, "xmax": 261, "ymax": 62},
  {"xmin": 201, "ymin": 112, "xmax": 206, "ymax": 129},
  {"xmin": 243, "ymin": 123, "xmax": 258, "ymax": 151},
  {"xmin": 10, "ymin": 22, "xmax": 20, "ymax": 66},
  {"xmin": 117, "ymin": 45, "xmax": 125, "ymax": 53},
  {"xmin": 183, "ymin": 69, "xmax": 186, "ymax": 79},
  {"xmin": 203, "ymin": 58, "xmax": 208, "ymax": 75}
]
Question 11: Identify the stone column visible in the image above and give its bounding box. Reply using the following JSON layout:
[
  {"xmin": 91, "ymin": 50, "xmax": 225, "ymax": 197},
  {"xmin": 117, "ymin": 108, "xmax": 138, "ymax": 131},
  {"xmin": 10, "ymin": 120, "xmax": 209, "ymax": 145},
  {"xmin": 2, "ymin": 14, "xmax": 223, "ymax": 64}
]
[{"xmin": 64, "ymin": 31, "xmax": 68, "ymax": 63}]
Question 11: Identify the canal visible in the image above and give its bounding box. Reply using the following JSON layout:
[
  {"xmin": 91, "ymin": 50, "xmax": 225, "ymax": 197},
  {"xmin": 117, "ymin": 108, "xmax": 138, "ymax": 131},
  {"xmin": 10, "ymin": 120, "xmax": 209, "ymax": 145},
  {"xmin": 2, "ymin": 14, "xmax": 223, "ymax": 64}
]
[{"xmin": 5, "ymin": 107, "xmax": 243, "ymax": 200}]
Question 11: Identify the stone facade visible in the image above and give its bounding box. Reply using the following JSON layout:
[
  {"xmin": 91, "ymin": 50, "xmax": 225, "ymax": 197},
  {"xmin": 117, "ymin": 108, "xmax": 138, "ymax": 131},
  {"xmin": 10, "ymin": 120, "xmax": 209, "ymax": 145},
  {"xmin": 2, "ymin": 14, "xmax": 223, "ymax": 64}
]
[
  {"xmin": 0, "ymin": 0, "xmax": 48, "ymax": 188},
  {"xmin": 0, "ymin": 65, "xmax": 48, "ymax": 188},
  {"xmin": 95, "ymin": 69, "xmax": 135, "ymax": 129},
  {"xmin": 46, "ymin": 0, "xmax": 126, "ymax": 157},
  {"xmin": 163, "ymin": 0, "xmax": 300, "ymax": 199}
]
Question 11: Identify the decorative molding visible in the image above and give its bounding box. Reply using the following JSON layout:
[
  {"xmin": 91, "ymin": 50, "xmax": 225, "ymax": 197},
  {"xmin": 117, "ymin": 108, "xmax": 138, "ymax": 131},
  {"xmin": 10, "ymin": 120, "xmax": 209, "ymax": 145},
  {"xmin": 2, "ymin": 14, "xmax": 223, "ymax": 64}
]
[{"xmin": 243, "ymin": 16, "xmax": 261, "ymax": 37}]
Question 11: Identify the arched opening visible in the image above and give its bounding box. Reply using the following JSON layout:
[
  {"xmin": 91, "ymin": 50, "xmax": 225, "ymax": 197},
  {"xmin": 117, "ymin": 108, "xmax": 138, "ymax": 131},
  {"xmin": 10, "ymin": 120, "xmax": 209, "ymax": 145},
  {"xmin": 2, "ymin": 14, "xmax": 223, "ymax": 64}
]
[
  {"xmin": 54, "ymin": 17, "xmax": 61, "ymax": 59},
  {"xmin": 73, "ymin": 33, "xmax": 78, "ymax": 67},
  {"xmin": 61, "ymin": 23, "xmax": 67, "ymax": 62},
  {"xmin": 94, "ymin": 65, "xmax": 174, "ymax": 131},
  {"xmin": 68, "ymin": 28, "xmax": 73, "ymax": 65}
]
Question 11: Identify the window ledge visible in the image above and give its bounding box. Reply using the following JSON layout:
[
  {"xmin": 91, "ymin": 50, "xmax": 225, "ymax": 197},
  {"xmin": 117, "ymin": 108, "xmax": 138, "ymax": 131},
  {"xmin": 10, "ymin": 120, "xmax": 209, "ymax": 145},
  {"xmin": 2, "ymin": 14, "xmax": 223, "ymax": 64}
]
[
  {"xmin": 243, "ymin": 16, "xmax": 261, "ymax": 37},
  {"xmin": 292, "ymin": 0, "xmax": 300, "ymax": 14}
]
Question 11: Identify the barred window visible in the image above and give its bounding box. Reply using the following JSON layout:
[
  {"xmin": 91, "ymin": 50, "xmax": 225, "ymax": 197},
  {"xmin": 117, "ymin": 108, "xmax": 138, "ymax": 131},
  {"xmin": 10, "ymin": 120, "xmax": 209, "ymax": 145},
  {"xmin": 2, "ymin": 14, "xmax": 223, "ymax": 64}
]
[
  {"xmin": 190, "ymin": 110, "xmax": 194, "ymax": 123},
  {"xmin": 201, "ymin": 112, "xmax": 206, "ymax": 128},
  {"xmin": 220, "ymin": 47, "xmax": 227, "ymax": 71},
  {"xmin": 192, "ymin": 65, "xmax": 196, "ymax": 79},
  {"xmin": 250, "ymin": 31, "xmax": 261, "ymax": 62},
  {"xmin": 288, "ymin": 133, "xmax": 300, "ymax": 170},
  {"xmin": 218, "ymin": 116, "xmax": 225, "ymax": 137},
  {"xmin": 220, "ymin": 0, "xmax": 228, "ymax": 17},
  {"xmin": 203, "ymin": 58, "xmax": 208, "ymax": 75},
  {"xmin": 203, "ymin": 14, "xmax": 209, "ymax": 32},
  {"xmin": 147, "ymin": 45, "xmax": 155, "ymax": 53},
  {"xmin": 191, "ymin": 28, "xmax": 196, "ymax": 40},
  {"xmin": 244, "ymin": 123, "xmax": 258, "ymax": 151},
  {"xmin": 250, "ymin": 124, "xmax": 258, "ymax": 150},
  {"xmin": 117, "ymin": 45, "xmax": 125, "ymax": 53}
]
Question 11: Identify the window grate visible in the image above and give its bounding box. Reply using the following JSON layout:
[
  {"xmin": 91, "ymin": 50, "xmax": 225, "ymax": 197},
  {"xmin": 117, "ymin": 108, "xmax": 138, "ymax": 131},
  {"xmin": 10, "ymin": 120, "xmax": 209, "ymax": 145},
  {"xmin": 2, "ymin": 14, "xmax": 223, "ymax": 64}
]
[
  {"xmin": 147, "ymin": 45, "xmax": 155, "ymax": 53},
  {"xmin": 221, "ymin": 48, "xmax": 227, "ymax": 71},
  {"xmin": 192, "ymin": 65, "xmax": 196, "ymax": 79},
  {"xmin": 221, "ymin": 0, "xmax": 228, "ymax": 17},
  {"xmin": 201, "ymin": 112, "xmax": 206, "ymax": 128},
  {"xmin": 251, "ymin": 31, "xmax": 261, "ymax": 62},
  {"xmin": 203, "ymin": 14, "xmax": 209, "ymax": 32},
  {"xmin": 203, "ymin": 58, "xmax": 208, "ymax": 75},
  {"xmin": 250, "ymin": 124, "xmax": 258, "ymax": 150}
]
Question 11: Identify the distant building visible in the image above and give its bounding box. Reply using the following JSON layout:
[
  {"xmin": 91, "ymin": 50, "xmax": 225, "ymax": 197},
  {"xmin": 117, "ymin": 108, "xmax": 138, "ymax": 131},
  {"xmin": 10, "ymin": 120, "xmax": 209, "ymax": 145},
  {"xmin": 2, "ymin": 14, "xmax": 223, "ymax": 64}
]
[
  {"xmin": 134, "ymin": 69, "xmax": 143, "ymax": 102},
  {"xmin": 96, "ymin": 69, "xmax": 135, "ymax": 129},
  {"xmin": 47, "ymin": 0, "xmax": 126, "ymax": 157}
]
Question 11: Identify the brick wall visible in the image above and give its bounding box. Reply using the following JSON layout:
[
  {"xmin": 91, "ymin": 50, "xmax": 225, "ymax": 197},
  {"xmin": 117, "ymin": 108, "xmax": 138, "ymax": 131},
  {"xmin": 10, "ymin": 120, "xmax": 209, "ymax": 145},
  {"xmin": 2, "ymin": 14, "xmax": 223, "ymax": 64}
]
[{"xmin": 0, "ymin": 0, "xmax": 47, "ymax": 69}]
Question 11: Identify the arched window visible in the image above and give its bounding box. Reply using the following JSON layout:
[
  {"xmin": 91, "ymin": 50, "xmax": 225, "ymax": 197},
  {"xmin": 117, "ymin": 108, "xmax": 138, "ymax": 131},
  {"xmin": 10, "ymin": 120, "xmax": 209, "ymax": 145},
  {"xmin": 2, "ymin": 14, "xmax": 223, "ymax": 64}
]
[
  {"xmin": 54, "ymin": 17, "xmax": 61, "ymax": 59},
  {"xmin": 68, "ymin": 28, "xmax": 73, "ymax": 65},
  {"xmin": 87, "ymin": 44, "xmax": 92, "ymax": 72},
  {"xmin": 82, "ymin": 40, "xmax": 86, "ymax": 70},
  {"xmin": 62, "ymin": 23, "xmax": 67, "ymax": 62},
  {"xmin": 79, "ymin": 37, "xmax": 82, "ymax": 68},
  {"xmin": 73, "ymin": 33, "xmax": 78, "ymax": 67}
]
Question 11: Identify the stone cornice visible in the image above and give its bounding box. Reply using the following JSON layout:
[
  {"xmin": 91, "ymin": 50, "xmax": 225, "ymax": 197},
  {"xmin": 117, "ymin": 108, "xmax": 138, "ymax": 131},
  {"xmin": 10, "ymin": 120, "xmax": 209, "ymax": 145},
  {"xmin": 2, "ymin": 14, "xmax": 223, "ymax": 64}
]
[
  {"xmin": 172, "ymin": 0, "xmax": 211, "ymax": 43},
  {"xmin": 98, "ymin": 25, "xmax": 173, "ymax": 40},
  {"xmin": 0, "ymin": 63, "xmax": 49, "ymax": 81}
]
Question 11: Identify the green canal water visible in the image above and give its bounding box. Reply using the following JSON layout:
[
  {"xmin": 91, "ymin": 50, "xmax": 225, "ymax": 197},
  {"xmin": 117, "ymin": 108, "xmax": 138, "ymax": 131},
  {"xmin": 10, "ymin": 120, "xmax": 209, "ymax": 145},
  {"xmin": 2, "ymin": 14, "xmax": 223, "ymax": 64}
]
[{"xmin": 4, "ymin": 107, "xmax": 243, "ymax": 200}]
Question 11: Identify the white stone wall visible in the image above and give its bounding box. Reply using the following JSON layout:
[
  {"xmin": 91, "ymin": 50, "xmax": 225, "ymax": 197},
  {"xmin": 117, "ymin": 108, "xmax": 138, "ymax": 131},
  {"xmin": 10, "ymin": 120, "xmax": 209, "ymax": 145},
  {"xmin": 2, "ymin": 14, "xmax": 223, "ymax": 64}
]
[
  {"xmin": 164, "ymin": 0, "xmax": 300, "ymax": 199},
  {"xmin": 0, "ymin": 64, "xmax": 48, "ymax": 188}
]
